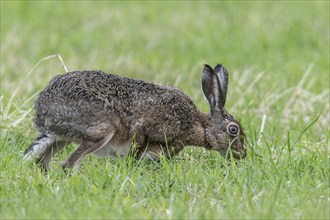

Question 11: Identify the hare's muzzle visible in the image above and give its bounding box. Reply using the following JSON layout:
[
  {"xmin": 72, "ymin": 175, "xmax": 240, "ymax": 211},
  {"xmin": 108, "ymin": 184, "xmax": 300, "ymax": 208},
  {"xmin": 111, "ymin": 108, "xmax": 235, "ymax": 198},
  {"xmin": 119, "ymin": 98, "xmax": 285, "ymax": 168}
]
[
  {"xmin": 231, "ymin": 147, "xmax": 247, "ymax": 160},
  {"xmin": 230, "ymin": 136, "xmax": 247, "ymax": 160}
]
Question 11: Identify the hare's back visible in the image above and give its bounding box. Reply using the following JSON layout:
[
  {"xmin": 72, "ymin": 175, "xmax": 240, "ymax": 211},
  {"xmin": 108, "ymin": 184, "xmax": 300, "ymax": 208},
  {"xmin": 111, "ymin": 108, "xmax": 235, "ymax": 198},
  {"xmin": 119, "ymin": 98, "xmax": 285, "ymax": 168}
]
[
  {"xmin": 34, "ymin": 71, "xmax": 174, "ymax": 134},
  {"xmin": 38, "ymin": 70, "xmax": 167, "ymax": 103}
]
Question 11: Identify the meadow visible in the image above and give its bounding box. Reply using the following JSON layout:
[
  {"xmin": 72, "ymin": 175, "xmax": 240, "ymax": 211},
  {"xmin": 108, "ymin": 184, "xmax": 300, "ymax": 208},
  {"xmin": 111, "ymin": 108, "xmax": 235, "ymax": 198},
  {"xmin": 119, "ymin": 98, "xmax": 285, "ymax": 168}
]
[{"xmin": 1, "ymin": 1, "xmax": 329, "ymax": 219}]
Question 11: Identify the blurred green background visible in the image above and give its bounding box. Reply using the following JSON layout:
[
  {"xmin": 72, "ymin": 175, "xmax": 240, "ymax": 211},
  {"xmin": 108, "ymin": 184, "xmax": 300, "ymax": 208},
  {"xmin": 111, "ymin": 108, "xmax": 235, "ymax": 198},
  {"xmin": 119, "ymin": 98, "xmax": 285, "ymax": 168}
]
[{"xmin": 2, "ymin": 1, "xmax": 328, "ymax": 87}]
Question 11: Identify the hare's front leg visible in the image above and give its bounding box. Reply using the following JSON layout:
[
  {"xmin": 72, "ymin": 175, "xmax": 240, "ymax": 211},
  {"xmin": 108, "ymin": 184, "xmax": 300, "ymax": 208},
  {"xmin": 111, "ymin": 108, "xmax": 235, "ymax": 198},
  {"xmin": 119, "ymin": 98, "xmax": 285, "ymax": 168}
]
[
  {"xmin": 136, "ymin": 144, "xmax": 161, "ymax": 160},
  {"xmin": 137, "ymin": 143, "xmax": 183, "ymax": 160},
  {"xmin": 61, "ymin": 131, "xmax": 115, "ymax": 170}
]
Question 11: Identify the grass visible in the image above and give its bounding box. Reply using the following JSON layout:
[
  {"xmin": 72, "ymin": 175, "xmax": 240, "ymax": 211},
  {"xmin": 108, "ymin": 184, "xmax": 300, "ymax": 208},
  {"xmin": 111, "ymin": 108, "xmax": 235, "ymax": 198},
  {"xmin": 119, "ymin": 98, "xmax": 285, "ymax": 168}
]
[{"xmin": 1, "ymin": 1, "xmax": 329, "ymax": 219}]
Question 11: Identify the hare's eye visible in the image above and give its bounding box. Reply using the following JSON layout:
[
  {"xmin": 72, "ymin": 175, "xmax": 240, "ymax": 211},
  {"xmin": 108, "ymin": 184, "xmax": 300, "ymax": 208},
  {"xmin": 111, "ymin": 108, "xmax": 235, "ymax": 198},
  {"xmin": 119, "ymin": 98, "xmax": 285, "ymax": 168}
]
[{"xmin": 227, "ymin": 124, "xmax": 239, "ymax": 136}]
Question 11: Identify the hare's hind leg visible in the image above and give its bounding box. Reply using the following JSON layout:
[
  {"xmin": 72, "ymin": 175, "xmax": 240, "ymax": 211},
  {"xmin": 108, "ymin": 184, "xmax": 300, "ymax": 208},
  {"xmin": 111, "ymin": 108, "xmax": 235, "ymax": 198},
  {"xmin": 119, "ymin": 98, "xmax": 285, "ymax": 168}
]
[
  {"xmin": 24, "ymin": 134, "xmax": 56, "ymax": 170},
  {"xmin": 61, "ymin": 131, "xmax": 115, "ymax": 170},
  {"xmin": 23, "ymin": 134, "xmax": 69, "ymax": 171},
  {"xmin": 35, "ymin": 141, "xmax": 68, "ymax": 171},
  {"xmin": 23, "ymin": 134, "xmax": 55, "ymax": 160}
]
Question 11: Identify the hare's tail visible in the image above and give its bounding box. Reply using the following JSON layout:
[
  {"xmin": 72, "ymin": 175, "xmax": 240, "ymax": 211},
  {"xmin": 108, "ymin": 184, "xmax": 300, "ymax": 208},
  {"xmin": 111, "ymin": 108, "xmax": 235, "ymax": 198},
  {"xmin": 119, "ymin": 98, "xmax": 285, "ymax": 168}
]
[{"xmin": 23, "ymin": 134, "xmax": 55, "ymax": 160}]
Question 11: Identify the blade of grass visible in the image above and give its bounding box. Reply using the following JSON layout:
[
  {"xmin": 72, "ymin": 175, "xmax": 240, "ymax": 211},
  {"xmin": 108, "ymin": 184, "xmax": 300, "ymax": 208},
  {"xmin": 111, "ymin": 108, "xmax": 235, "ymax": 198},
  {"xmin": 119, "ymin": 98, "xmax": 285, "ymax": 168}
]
[
  {"xmin": 294, "ymin": 114, "xmax": 320, "ymax": 144},
  {"xmin": 257, "ymin": 114, "xmax": 267, "ymax": 146}
]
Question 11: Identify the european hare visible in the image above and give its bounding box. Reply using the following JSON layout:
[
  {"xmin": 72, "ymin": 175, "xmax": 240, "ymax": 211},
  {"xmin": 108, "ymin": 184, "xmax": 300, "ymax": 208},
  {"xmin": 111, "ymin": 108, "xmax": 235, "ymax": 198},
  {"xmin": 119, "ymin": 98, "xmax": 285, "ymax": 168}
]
[{"xmin": 24, "ymin": 64, "xmax": 246, "ymax": 171}]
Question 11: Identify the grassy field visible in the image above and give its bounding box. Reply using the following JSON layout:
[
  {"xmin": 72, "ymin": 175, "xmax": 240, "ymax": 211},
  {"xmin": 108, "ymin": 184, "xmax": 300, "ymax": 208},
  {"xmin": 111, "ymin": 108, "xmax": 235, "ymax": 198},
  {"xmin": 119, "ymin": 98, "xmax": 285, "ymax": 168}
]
[{"xmin": 1, "ymin": 1, "xmax": 329, "ymax": 219}]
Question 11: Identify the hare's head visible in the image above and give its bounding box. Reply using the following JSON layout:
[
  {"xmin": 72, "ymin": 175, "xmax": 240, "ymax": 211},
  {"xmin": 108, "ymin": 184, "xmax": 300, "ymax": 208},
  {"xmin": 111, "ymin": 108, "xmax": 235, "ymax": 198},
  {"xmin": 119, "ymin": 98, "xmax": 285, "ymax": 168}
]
[{"xmin": 202, "ymin": 64, "xmax": 246, "ymax": 159}]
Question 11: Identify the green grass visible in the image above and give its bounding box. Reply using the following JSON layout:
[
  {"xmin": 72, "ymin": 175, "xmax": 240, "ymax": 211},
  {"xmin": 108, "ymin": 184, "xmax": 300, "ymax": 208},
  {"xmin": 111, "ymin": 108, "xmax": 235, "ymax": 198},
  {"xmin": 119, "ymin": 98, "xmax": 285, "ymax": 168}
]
[{"xmin": 1, "ymin": 1, "xmax": 329, "ymax": 219}]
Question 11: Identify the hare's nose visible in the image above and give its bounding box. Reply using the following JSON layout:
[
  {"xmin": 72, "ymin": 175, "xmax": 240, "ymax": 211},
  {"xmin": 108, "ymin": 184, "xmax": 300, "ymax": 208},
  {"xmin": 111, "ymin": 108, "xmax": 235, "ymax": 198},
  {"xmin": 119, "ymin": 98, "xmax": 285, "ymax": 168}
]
[
  {"xmin": 240, "ymin": 147, "xmax": 247, "ymax": 159},
  {"xmin": 237, "ymin": 142, "xmax": 247, "ymax": 159},
  {"xmin": 239, "ymin": 139, "xmax": 247, "ymax": 159}
]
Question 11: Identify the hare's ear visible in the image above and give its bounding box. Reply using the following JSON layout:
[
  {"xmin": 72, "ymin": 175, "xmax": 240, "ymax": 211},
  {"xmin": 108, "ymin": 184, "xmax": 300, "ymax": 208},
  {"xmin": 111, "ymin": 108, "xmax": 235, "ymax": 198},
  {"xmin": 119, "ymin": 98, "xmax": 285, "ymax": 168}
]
[
  {"xmin": 214, "ymin": 64, "xmax": 228, "ymax": 106},
  {"xmin": 201, "ymin": 64, "xmax": 225, "ymax": 116}
]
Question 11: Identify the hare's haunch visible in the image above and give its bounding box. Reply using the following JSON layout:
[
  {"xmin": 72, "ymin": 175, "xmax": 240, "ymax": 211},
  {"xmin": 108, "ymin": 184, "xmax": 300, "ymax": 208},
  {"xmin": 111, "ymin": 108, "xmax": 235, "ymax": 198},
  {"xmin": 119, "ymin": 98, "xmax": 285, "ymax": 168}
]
[{"xmin": 24, "ymin": 64, "xmax": 246, "ymax": 171}]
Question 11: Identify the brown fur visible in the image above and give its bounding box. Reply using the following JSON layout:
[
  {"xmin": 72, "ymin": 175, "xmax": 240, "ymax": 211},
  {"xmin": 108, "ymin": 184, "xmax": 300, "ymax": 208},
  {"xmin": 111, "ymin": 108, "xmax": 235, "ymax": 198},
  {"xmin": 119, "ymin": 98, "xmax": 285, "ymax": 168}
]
[{"xmin": 23, "ymin": 64, "xmax": 246, "ymax": 171}]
